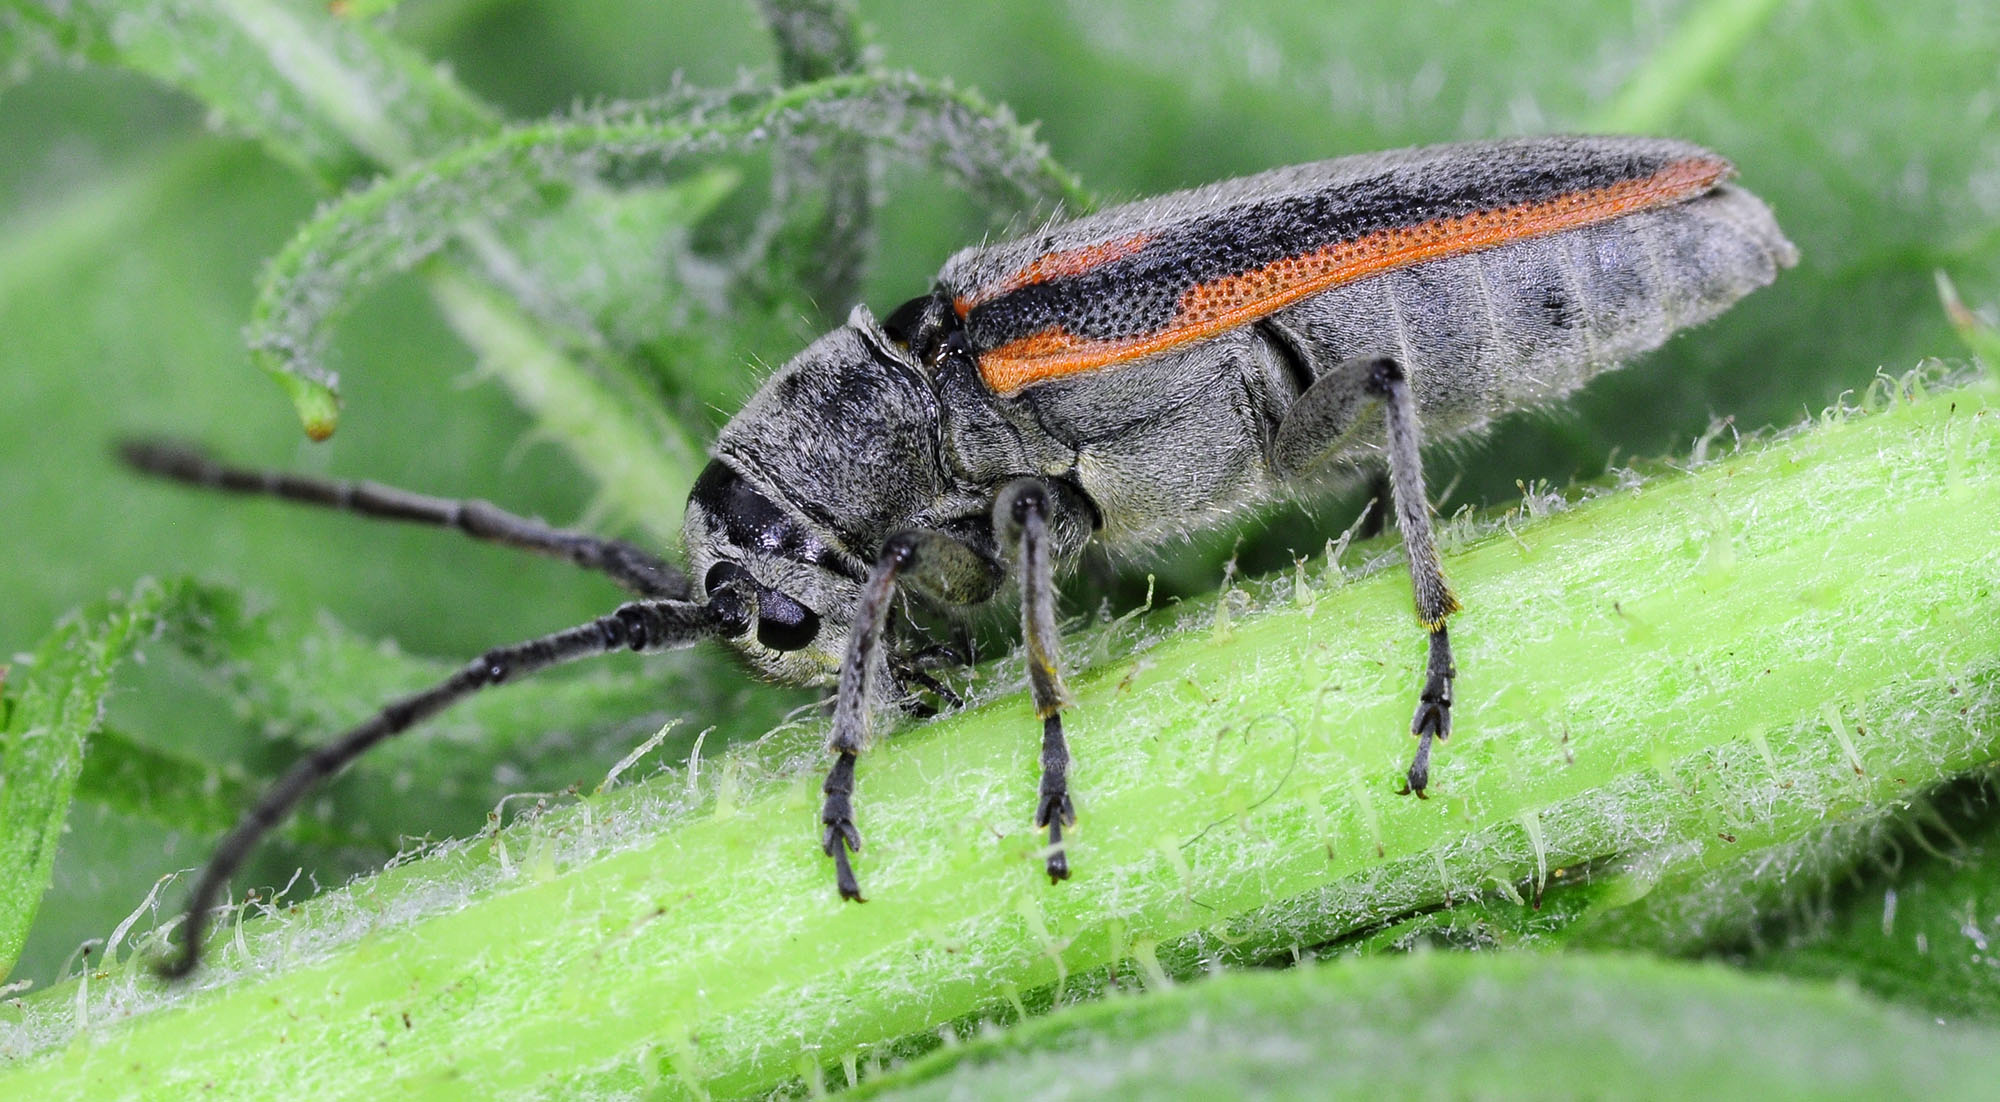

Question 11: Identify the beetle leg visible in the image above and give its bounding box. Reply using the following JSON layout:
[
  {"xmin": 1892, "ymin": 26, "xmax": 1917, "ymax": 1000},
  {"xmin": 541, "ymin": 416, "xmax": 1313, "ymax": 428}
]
[
  {"xmin": 994, "ymin": 479, "xmax": 1094, "ymax": 883},
  {"xmin": 1274, "ymin": 356, "xmax": 1461, "ymax": 796},
  {"xmin": 823, "ymin": 530, "xmax": 1000, "ymax": 901},
  {"xmin": 888, "ymin": 659, "xmax": 962, "ymax": 716},
  {"xmin": 1372, "ymin": 359, "xmax": 1461, "ymax": 795},
  {"xmin": 1356, "ymin": 470, "xmax": 1392, "ymax": 540}
]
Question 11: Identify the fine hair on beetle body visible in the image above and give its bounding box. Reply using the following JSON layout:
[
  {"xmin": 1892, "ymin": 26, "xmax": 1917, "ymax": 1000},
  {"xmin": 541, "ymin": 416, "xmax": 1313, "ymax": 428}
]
[{"xmin": 127, "ymin": 134, "xmax": 1796, "ymax": 977}]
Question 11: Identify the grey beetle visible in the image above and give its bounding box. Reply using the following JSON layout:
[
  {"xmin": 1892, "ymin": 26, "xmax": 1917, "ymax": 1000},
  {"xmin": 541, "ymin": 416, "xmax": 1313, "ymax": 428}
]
[{"xmin": 133, "ymin": 135, "xmax": 1794, "ymax": 975}]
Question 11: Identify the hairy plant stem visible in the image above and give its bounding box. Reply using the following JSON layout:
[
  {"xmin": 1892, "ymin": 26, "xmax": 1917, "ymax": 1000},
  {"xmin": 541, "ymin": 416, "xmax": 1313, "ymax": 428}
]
[{"xmin": 1, "ymin": 376, "xmax": 1993, "ymax": 1098}]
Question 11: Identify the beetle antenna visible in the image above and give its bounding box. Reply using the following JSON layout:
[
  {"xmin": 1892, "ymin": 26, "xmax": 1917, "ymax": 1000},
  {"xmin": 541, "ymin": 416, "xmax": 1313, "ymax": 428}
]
[
  {"xmin": 117, "ymin": 439, "xmax": 690, "ymax": 599},
  {"xmin": 153, "ymin": 590, "xmax": 752, "ymax": 981}
]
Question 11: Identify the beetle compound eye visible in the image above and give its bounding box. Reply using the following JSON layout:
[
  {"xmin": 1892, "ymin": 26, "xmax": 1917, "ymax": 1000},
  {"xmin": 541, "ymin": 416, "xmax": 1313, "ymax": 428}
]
[
  {"xmin": 880, "ymin": 294, "xmax": 932, "ymax": 346},
  {"xmin": 755, "ymin": 589, "xmax": 821, "ymax": 652},
  {"xmin": 879, "ymin": 291, "xmax": 959, "ymax": 366},
  {"xmin": 704, "ymin": 560, "xmax": 755, "ymax": 598}
]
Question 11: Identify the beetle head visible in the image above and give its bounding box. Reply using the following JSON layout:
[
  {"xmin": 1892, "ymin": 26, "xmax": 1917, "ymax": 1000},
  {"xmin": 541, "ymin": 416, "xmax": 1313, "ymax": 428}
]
[
  {"xmin": 683, "ymin": 310, "xmax": 945, "ymax": 684},
  {"xmin": 683, "ymin": 457, "xmax": 862, "ymax": 683}
]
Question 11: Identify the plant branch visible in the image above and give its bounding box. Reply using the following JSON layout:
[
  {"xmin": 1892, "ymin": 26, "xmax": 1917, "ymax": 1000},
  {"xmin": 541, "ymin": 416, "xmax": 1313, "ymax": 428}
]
[{"xmin": 1, "ymin": 375, "xmax": 1993, "ymax": 1097}]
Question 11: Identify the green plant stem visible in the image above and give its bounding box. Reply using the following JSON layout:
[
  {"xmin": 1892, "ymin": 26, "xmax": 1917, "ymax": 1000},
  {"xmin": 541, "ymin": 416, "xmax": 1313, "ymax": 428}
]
[
  {"xmin": 1590, "ymin": 0, "xmax": 1788, "ymax": 132},
  {"xmin": 1, "ymin": 377, "xmax": 1994, "ymax": 1097}
]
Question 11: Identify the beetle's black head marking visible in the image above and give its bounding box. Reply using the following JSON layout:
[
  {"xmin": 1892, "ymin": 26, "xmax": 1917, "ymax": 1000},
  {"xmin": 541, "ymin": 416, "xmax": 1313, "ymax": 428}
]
[
  {"xmin": 684, "ymin": 459, "xmax": 864, "ymax": 683},
  {"xmin": 691, "ymin": 461, "xmax": 857, "ymax": 586}
]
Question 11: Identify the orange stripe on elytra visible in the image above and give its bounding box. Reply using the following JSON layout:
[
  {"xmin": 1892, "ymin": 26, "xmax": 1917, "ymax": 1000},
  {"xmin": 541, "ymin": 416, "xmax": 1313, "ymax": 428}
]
[
  {"xmin": 953, "ymin": 232, "xmax": 1155, "ymax": 315},
  {"xmin": 978, "ymin": 157, "xmax": 1728, "ymax": 395}
]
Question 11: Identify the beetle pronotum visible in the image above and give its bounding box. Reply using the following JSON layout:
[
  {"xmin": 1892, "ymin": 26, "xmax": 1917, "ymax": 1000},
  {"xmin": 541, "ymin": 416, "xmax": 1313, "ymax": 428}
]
[{"xmin": 131, "ymin": 135, "xmax": 1795, "ymax": 976}]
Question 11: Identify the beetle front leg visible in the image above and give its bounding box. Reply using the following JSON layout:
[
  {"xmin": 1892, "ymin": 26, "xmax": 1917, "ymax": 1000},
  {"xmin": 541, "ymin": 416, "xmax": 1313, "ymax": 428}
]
[
  {"xmin": 824, "ymin": 529, "xmax": 999, "ymax": 901},
  {"xmin": 995, "ymin": 479, "xmax": 1093, "ymax": 882},
  {"xmin": 1274, "ymin": 355, "xmax": 1461, "ymax": 796}
]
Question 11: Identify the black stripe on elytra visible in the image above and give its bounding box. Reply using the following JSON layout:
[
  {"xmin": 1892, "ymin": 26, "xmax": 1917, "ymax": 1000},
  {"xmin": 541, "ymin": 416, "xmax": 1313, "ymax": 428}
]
[{"xmin": 960, "ymin": 147, "xmax": 1691, "ymax": 355}]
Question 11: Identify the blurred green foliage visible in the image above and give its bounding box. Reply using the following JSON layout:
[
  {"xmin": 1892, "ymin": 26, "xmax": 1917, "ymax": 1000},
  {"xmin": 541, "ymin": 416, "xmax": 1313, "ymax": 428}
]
[
  {"xmin": 849, "ymin": 954, "xmax": 2000, "ymax": 1100},
  {"xmin": 0, "ymin": 0, "xmax": 1996, "ymax": 1093}
]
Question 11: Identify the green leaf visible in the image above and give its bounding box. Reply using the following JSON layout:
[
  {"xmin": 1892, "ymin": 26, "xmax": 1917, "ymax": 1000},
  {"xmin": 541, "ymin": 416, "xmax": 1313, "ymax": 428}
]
[
  {"xmin": 422, "ymin": 263, "xmax": 709, "ymax": 541},
  {"xmin": 1, "ymin": 0, "xmax": 495, "ymax": 184},
  {"xmin": 492, "ymin": 168, "xmax": 774, "ymax": 421},
  {"xmin": 3, "ymin": 0, "xmax": 739, "ymax": 540},
  {"xmin": 849, "ymin": 954, "xmax": 2000, "ymax": 1100},
  {"xmin": 74, "ymin": 727, "xmax": 375, "ymax": 852},
  {"xmin": 5, "ymin": 0, "xmax": 730, "ymax": 539},
  {"xmin": 1743, "ymin": 775, "xmax": 2000, "ymax": 1023},
  {"xmin": 246, "ymin": 72, "xmax": 1087, "ymax": 441},
  {"xmin": 0, "ymin": 579, "xmax": 195, "ymax": 978},
  {"xmin": 0, "ymin": 6, "xmax": 55, "ymax": 87},
  {"xmin": 493, "ymin": 169, "xmax": 746, "ymax": 363},
  {"xmin": 0, "ymin": 376, "xmax": 1991, "ymax": 1097},
  {"xmin": 754, "ymin": 0, "xmax": 874, "ymax": 310}
]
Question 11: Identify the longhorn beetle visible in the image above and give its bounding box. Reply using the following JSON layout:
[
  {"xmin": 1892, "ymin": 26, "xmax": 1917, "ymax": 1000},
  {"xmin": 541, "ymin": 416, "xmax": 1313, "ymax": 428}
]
[{"xmin": 134, "ymin": 135, "xmax": 1795, "ymax": 976}]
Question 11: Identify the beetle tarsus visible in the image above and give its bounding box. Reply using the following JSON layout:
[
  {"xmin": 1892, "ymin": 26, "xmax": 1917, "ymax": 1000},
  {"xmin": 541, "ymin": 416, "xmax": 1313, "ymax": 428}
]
[
  {"xmin": 1416, "ymin": 627, "xmax": 1455, "ymax": 738},
  {"xmin": 821, "ymin": 752, "xmax": 867, "ymax": 901},
  {"xmin": 1401, "ymin": 728, "xmax": 1434, "ymax": 798},
  {"xmin": 1400, "ymin": 627, "xmax": 1454, "ymax": 796},
  {"xmin": 1037, "ymin": 715, "xmax": 1077, "ymax": 882}
]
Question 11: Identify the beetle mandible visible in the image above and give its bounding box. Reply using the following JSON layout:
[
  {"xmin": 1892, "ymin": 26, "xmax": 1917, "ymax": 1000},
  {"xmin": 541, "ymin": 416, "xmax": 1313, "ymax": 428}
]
[{"xmin": 134, "ymin": 135, "xmax": 1795, "ymax": 976}]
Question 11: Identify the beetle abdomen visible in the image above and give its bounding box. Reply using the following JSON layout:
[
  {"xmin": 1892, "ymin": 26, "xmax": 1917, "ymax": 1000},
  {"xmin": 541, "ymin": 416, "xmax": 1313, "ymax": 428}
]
[{"xmin": 1268, "ymin": 182, "xmax": 1798, "ymax": 432}]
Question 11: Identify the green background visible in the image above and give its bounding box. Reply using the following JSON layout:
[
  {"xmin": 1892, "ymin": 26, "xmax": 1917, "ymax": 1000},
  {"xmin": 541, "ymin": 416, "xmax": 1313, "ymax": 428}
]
[{"xmin": 1, "ymin": 0, "xmax": 1996, "ymax": 1085}]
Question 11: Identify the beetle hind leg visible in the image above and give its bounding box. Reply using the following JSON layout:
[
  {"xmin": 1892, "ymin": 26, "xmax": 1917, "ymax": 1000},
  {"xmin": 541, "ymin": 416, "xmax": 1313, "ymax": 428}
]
[
  {"xmin": 1373, "ymin": 358, "xmax": 1461, "ymax": 795},
  {"xmin": 1275, "ymin": 355, "xmax": 1461, "ymax": 795}
]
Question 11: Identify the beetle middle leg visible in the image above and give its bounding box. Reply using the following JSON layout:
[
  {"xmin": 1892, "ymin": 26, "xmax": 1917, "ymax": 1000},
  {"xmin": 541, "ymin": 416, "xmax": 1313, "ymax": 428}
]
[
  {"xmin": 995, "ymin": 478, "xmax": 1095, "ymax": 883},
  {"xmin": 1274, "ymin": 355, "xmax": 1461, "ymax": 796}
]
